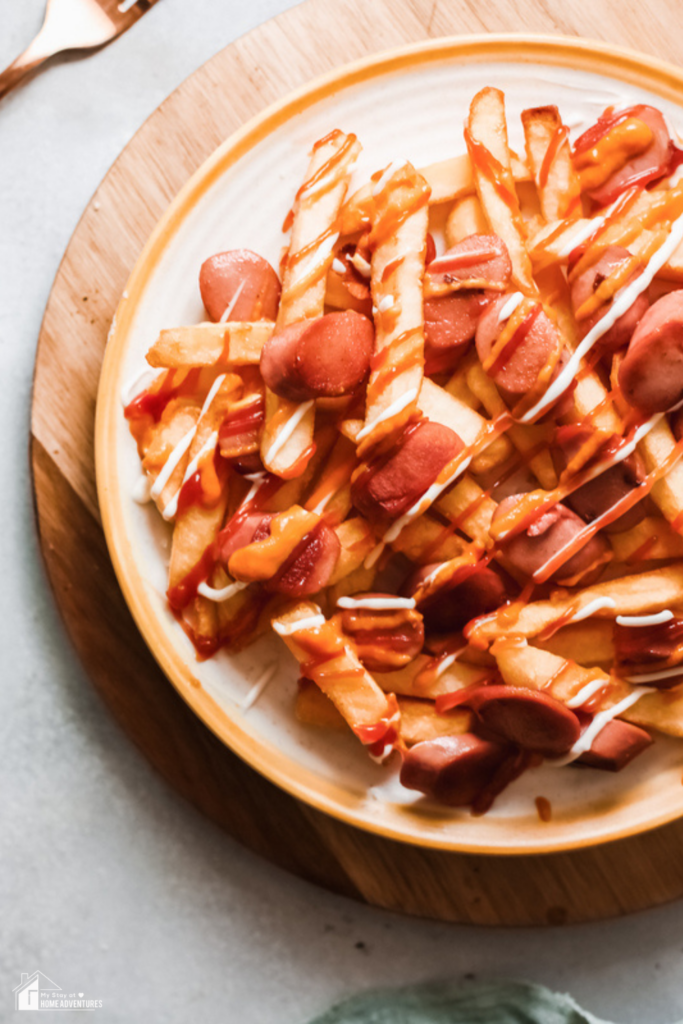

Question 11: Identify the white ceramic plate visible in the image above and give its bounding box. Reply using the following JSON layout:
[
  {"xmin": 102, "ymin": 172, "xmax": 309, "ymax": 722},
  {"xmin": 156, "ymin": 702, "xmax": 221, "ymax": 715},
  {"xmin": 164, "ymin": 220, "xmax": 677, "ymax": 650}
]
[{"xmin": 96, "ymin": 36, "xmax": 683, "ymax": 853}]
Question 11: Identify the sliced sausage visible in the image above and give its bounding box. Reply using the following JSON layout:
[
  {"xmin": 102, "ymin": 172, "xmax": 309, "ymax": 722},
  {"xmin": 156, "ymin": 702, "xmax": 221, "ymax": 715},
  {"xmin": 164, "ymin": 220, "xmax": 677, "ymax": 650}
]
[
  {"xmin": 459, "ymin": 684, "xmax": 581, "ymax": 758},
  {"xmin": 555, "ymin": 425, "xmax": 647, "ymax": 533},
  {"xmin": 268, "ymin": 521, "xmax": 341, "ymax": 597},
  {"xmin": 424, "ymin": 291, "xmax": 491, "ymax": 374},
  {"xmin": 577, "ymin": 718, "xmax": 653, "ymax": 771},
  {"xmin": 199, "ymin": 249, "xmax": 281, "ymax": 322},
  {"xmin": 614, "ymin": 616, "xmax": 683, "ymax": 680},
  {"xmin": 351, "ymin": 419, "xmax": 465, "ymax": 525},
  {"xmin": 217, "ymin": 511, "xmax": 273, "ymax": 565},
  {"xmin": 399, "ymin": 733, "xmax": 511, "ymax": 806},
  {"xmin": 339, "ymin": 599, "xmax": 424, "ymax": 671},
  {"xmin": 403, "ymin": 563, "xmax": 507, "ymax": 634},
  {"xmin": 575, "ymin": 105, "xmax": 673, "ymax": 207},
  {"xmin": 260, "ymin": 311, "xmax": 374, "ymax": 402},
  {"xmin": 426, "ymin": 234, "xmax": 512, "ymax": 291},
  {"xmin": 493, "ymin": 495, "xmax": 610, "ymax": 583},
  {"xmin": 570, "ymin": 245, "xmax": 649, "ymax": 353},
  {"xmin": 619, "ymin": 291, "xmax": 683, "ymax": 414},
  {"xmin": 475, "ymin": 295, "xmax": 563, "ymax": 399}
]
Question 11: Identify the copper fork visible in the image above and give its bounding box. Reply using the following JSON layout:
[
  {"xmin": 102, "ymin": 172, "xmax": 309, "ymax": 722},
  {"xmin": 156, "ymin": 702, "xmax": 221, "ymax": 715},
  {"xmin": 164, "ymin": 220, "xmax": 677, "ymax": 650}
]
[{"xmin": 0, "ymin": 0, "xmax": 160, "ymax": 101}]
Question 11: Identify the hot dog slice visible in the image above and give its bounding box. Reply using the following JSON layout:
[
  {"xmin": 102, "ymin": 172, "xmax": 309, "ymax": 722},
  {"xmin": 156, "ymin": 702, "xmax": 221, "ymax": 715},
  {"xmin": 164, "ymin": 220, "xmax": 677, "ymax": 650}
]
[
  {"xmin": 619, "ymin": 291, "xmax": 683, "ymax": 414},
  {"xmin": 459, "ymin": 684, "xmax": 581, "ymax": 757},
  {"xmin": 574, "ymin": 105, "xmax": 673, "ymax": 207},
  {"xmin": 424, "ymin": 292, "xmax": 491, "ymax": 374},
  {"xmin": 199, "ymin": 249, "xmax": 281, "ymax": 322},
  {"xmin": 260, "ymin": 311, "xmax": 374, "ymax": 402},
  {"xmin": 426, "ymin": 234, "xmax": 512, "ymax": 291},
  {"xmin": 217, "ymin": 511, "xmax": 273, "ymax": 564},
  {"xmin": 351, "ymin": 419, "xmax": 465, "ymax": 525},
  {"xmin": 403, "ymin": 564, "xmax": 507, "ymax": 634},
  {"xmin": 269, "ymin": 521, "xmax": 341, "ymax": 597},
  {"xmin": 570, "ymin": 245, "xmax": 649, "ymax": 353},
  {"xmin": 475, "ymin": 295, "xmax": 562, "ymax": 398},
  {"xmin": 555, "ymin": 426, "xmax": 647, "ymax": 533},
  {"xmin": 577, "ymin": 718, "xmax": 653, "ymax": 771},
  {"xmin": 339, "ymin": 597, "xmax": 424, "ymax": 671},
  {"xmin": 400, "ymin": 733, "xmax": 511, "ymax": 806},
  {"xmin": 492, "ymin": 495, "xmax": 610, "ymax": 583},
  {"xmin": 614, "ymin": 616, "xmax": 683, "ymax": 683}
]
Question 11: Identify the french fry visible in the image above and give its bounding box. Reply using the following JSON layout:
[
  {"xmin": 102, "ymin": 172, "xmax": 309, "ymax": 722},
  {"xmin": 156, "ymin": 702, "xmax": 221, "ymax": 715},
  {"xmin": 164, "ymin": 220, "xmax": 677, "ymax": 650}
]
[
  {"xmin": 141, "ymin": 400, "xmax": 200, "ymax": 507},
  {"xmin": 397, "ymin": 697, "xmax": 471, "ymax": 746},
  {"xmin": 638, "ymin": 418, "xmax": 683, "ymax": 528},
  {"xmin": 445, "ymin": 194, "xmax": 489, "ymax": 247},
  {"xmin": 339, "ymin": 152, "xmax": 531, "ymax": 236},
  {"xmin": 374, "ymin": 653, "xmax": 489, "ymax": 699},
  {"xmin": 522, "ymin": 106, "xmax": 582, "ymax": 223},
  {"xmin": 389, "ymin": 514, "xmax": 466, "ymax": 565},
  {"xmin": 328, "ymin": 518, "xmax": 376, "ymax": 584},
  {"xmin": 147, "ymin": 322, "xmax": 273, "ymax": 368},
  {"xmin": 262, "ymin": 131, "xmax": 360, "ymax": 477},
  {"xmin": 469, "ymin": 565, "xmax": 683, "ymax": 647},
  {"xmin": 272, "ymin": 601, "xmax": 396, "ymax": 739},
  {"xmin": 356, "ymin": 161, "xmax": 430, "ymax": 455},
  {"xmin": 419, "ymin": 377, "xmax": 512, "ymax": 473},
  {"xmin": 466, "ymin": 87, "xmax": 536, "ymax": 294},
  {"xmin": 536, "ymin": 620, "xmax": 615, "ymax": 667},
  {"xmin": 609, "ymin": 516, "xmax": 683, "ymax": 563}
]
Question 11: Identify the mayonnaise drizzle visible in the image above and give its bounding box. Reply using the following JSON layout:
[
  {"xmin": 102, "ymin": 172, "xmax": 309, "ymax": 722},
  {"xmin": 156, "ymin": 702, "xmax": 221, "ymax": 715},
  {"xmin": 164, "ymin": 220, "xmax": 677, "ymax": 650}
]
[
  {"xmin": 625, "ymin": 665, "xmax": 683, "ymax": 683},
  {"xmin": 521, "ymin": 209, "xmax": 683, "ymax": 423},
  {"xmin": 337, "ymin": 596, "xmax": 416, "ymax": 610},
  {"xmin": 265, "ymin": 399, "xmax": 314, "ymax": 465},
  {"xmin": 162, "ymin": 430, "xmax": 219, "ymax": 521},
  {"xmin": 497, "ymin": 291, "xmax": 525, "ymax": 324},
  {"xmin": 272, "ymin": 613, "xmax": 326, "ymax": 636},
  {"xmin": 568, "ymin": 596, "xmax": 616, "ymax": 623},
  {"xmin": 566, "ymin": 678, "xmax": 609, "ymax": 709},
  {"xmin": 556, "ymin": 211, "xmax": 609, "ymax": 258},
  {"xmin": 350, "ymin": 252, "xmax": 372, "ymax": 277},
  {"xmin": 377, "ymin": 294, "xmax": 395, "ymax": 313},
  {"xmin": 219, "ymin": 279, "xmax": 246, "ymax": 322},
  {"xmin": 553, "ymin": 688, "xmax": 652, "ymax": 765},
  {"xmin": 356, "ymin": 387, "xmax": 418, "ymax": 441},
  {"xmin": 332, "ymin": 257, "xmax": 347, "ymax": 275},
  {"xmin": 616, "ymin": 610, "xmax": 675, "ymax": 627},
  {"xmin": 197, "ymin": 579, "xmax": 249, "ymax": 603},
  {"xmin": 240, "ymin": 663, "xmax": 278, "ymax": 711},
  {"xmin": 434, "ymin": 647, "xmax": 466, "ymax": 679}
]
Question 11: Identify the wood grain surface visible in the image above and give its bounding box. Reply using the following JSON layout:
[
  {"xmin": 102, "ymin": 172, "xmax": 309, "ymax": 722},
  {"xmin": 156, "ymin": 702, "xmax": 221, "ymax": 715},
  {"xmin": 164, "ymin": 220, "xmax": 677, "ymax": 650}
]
[{"xmin": 31, "ymin": 0, "xmax": 683, "ymax": 925}]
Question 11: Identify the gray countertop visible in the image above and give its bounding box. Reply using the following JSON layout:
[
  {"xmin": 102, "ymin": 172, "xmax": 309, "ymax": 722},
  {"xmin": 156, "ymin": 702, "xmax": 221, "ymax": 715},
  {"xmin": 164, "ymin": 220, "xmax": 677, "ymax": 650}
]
[{"xmin": 1, "ymin": 2, "xmax": 682, "ymax": 1021}]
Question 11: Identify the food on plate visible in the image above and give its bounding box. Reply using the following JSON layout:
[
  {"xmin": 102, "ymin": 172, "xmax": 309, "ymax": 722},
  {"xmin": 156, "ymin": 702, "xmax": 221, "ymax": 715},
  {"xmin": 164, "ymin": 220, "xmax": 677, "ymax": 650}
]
[{"xmin": 123, "ymin": 91, "xmax": 683, "ymax": 815}]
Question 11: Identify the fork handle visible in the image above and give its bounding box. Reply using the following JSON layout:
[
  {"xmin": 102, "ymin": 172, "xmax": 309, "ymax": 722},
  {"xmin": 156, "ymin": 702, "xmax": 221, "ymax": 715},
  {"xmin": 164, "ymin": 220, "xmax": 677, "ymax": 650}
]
[{"xmin": 0, "ymin": 32, "xmax": 59, "ymax": 101}]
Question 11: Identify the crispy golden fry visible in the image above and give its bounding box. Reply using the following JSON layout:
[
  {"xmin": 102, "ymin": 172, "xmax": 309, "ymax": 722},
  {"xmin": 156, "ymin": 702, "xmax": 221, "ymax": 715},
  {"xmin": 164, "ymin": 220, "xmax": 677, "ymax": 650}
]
[
  {"xmin": 445, "ymin": 194, "xmax": 489, "ymax": 247},
  {"xmin": 326, "ymin": 563, "xmax": 378, "ymax": 606},
  {"xmin": 609, "ymin": 516, "xmax": 683, "ymax": 562},
  {"xmin": 147, "ymin": 322, "xmax": 273, "ymax": 368},
  {"xmin": 536, "ymin": 620, "xmax": 615, "ymax": 667},
  {"xmin": 522, "ymin": 106, "xmax": 582, "ymax": 223},
  {"xmin": 390, "ymin": 514, "xmax": 466, "ymax": 565},
  {"xmin": 466, "ymin": 87, "xmax": 536, "ymax": 294},
  {"xmin": 374, "ymin": 653, "xmax": 489, "ymax": 699},
  {"xmin": 638, "ymin": 418, "xmax": 683, "ymax": 528},
  {"xmin": 465, "ymin": 360, "xmax": 557, "ymax": 487},
  {"xmin": 168, "ymin": 492, "xmax": 229, "ymax": 592},
  {"xmin": 329, "ymin": 518, "xmax": 376, "ymax": 585},
  {"xmin": 272, "ymin": 601, "xmax": 395, "ymax": 735},
  {"xmin": 262, "ymin": 131, "xmax": 360, "ymax": 478},
  {"xmin": 419, "ymin": 377, "xmax": 512, "ymax": 473},
  {"xmin": 339, "ymin": 152, "xmax": 531, "ymax": 236},
  {"xmin": 141, "ymin": 400, "xmax": 200, "ymax": 508},
  {"xmin": 296, "ymin": 678, "xmax": 348, "ymax": 731},
  {"xmin": 469, "ymin": 565, "xmax": 683, "ymax": 647},
  {"xmin": 397, "ymin": 698, "xmax": 471, "ymax": 746},
  {"xmin": 435, "ymin": 476, "xmax": 497, "ymax": 545},
  {"xmin": 357, "ymin": 161, "xmax": 430, "ymax": 455}
]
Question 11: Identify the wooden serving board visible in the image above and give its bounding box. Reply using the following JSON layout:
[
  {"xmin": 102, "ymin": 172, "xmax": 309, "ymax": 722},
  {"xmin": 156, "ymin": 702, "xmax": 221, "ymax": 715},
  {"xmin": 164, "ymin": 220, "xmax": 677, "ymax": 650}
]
[{"xmin": 31, "ymin": 0, "xmax": 683, "ymax": 926}]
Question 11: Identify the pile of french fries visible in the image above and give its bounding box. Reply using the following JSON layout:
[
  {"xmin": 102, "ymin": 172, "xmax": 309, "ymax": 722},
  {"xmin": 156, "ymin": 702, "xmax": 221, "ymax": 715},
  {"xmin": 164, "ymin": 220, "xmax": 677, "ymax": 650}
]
[{"xmin": 123, "ymin": 88, "xmax": 683, "ymax": 813}]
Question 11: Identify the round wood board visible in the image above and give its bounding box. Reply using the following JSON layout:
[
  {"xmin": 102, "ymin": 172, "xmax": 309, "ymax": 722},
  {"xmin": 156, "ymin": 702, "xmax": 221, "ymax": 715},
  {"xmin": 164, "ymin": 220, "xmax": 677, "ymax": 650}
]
[{"xmin": 31, "ymin": 0, "xmax": 683, "ymax": 926}]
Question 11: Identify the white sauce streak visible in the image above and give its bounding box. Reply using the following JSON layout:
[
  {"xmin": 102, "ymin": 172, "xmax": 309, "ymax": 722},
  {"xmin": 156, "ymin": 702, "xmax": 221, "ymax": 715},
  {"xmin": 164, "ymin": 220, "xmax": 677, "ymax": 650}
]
[
  {"xmin": 356, "ymin": 388, "xmax": 418, "ymax": 441},
  {"xmin": 337, "ymin": 596, "xmax": 416, "ymax": 610},
  {"xmin": 521, "ymin": 210, "xmax": 683, "ymax": 423},
  {"xmin": 197, "ymin": 579, "xmax": 249, "ymax": 603},
  {"xmin": 556, "ymin": 212, "xmax": 609, "ymax": 258},
  {"xmin": 162, "ymin": 430, "xmax": 219, "ymax": 521},
  {"xmin": 552, "ymin": 689, "xmax": 653, "ymax": 765},
  {"xmin": 377, "ymin": 294, "xmax": 395, "ymax": 313},
  {"xmin": 434, "ymin": 647, "xmax": 466, "ymax": 679},
  {"xmin": 382, "ymin": 456, "xmax": 473, "ymax": 544},
  {"xmin": 272, "ymin": 614, "xmax": 326, "ymax": 636},
  {"xmin": 350, "ymin": 252, "xmax": 372, "ymax": 277},
  {"xmin": 219, "ymin": 279, "xmax": 246, "ymax": 322},
  {"xmin": 332, "ymin": 257, "xmax": 347, "ymax": 275},
  {"xmin": 616, "ymin": 610, "xmax": 675, "ymax": 627},
  {"xmin": 120, "ymin": 367, "xmax": 161, "ymax": 408},
  {"xmin": 265, "ymin": 399, "xmax": 314, "ymax": 464},
  {"xmin": 626, "ymin": 666, "xmax": 683, "ymax": 683},
  {"xmin": 566, "ymin": 678, "xmax": 609, "ymax": 709},
  {"xmin": 568, "ymin": 596, "xmax": 616, "ymax": 623},
  {"xmin": 497, "ymin": 291, "xmax": 525, "ymax": 324}
]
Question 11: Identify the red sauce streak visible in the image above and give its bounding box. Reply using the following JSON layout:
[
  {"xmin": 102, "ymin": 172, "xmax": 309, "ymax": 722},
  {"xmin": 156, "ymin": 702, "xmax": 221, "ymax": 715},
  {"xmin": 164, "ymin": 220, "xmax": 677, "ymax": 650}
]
[
  {"xmin": 488, "ymin": 304, "xmax": 542, "ymax": 378},
  {"xmin": 538, "ymin": 125, "xmax": 569, "ymax": 190},
  {"xmin": 167, "ymin": 543, "xmax": 217, "ymax": 612},
  {"xmin": 464, "ymin": 129, "xmax": 518, "ymax": 207}
]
